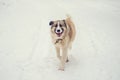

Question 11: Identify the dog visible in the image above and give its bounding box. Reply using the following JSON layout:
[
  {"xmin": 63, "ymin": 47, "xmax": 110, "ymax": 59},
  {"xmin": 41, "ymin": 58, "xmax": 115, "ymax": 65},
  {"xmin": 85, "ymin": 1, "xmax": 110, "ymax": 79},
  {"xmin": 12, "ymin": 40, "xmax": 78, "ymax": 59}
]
[{"xmin": 49, "ymin": 15, "xmax": 76, "ymax": 71}]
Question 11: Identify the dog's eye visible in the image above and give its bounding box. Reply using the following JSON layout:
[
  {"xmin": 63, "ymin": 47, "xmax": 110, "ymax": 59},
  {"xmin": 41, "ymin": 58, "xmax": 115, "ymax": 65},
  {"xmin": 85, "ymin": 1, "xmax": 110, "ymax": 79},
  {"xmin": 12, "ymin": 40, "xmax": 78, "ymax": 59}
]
[
  {"xmin": 55, "ymin": 24, "xmax": 57, "ymax": 27},
  {"xmin": 59, "ymin": 24, "xmax": 62, "ymax": 27}
]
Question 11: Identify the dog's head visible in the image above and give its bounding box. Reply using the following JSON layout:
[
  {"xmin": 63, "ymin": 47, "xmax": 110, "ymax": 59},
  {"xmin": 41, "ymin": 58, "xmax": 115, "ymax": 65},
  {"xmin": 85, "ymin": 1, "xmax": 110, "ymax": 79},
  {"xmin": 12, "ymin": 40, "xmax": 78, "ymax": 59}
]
[{"xmin": 49, "ymin": 20, "xmax": 67, "ymax": 38}]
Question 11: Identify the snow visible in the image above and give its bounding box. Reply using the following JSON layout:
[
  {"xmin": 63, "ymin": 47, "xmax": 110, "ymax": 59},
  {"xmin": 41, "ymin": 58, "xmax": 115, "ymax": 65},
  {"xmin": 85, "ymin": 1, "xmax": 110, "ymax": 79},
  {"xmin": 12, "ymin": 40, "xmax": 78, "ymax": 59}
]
[{"xmin": 0, "ymin": 0, "xmax": 120, "ymax": 80}]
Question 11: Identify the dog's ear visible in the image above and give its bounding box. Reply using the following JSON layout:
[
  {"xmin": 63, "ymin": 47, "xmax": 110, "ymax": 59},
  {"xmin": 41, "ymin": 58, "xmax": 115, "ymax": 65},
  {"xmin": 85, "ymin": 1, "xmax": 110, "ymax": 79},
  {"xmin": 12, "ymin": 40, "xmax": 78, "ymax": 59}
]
[
  {"xmin": 49, "ymin": 21, "xmax": 54, "ymax": 26},
  {"xmin": 63, "ymin": 20, "xmax": 67, "ymax": 28}
]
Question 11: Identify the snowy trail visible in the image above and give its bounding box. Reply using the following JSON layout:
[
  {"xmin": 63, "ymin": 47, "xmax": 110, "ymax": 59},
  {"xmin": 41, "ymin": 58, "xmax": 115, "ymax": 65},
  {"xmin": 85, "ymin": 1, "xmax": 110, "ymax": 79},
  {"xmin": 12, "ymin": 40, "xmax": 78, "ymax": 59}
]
[{"xmin": 0, "ymin": 0, "xmax": 120, "ymax": 80}]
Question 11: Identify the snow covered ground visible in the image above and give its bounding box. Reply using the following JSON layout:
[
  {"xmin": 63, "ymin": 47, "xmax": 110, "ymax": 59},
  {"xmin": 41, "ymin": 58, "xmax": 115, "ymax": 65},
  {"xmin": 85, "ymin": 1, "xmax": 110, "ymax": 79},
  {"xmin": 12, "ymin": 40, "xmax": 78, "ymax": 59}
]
[{"xmin": 0, "ymin": 0, "xmax": 120, "ymax": 80}]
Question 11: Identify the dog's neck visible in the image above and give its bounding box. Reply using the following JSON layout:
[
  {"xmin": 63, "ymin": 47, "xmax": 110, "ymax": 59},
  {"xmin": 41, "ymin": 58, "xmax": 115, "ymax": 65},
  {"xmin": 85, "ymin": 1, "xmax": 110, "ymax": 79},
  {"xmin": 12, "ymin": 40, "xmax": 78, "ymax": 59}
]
[
  {"xmin": 55, "ymin": 39, "xmax": 62, "ymax": 44},
  {"xmin": 54, "ymin": 36, "xmax": 66, "ymax": 44}
]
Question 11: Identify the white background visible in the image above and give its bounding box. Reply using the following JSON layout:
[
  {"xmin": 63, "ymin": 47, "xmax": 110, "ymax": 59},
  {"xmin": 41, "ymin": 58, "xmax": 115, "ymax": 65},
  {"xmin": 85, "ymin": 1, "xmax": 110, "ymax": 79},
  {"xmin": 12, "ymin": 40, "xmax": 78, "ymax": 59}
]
[{"xmin": 0, "ymin": 0, "xmax": 120, "ymax": 80}]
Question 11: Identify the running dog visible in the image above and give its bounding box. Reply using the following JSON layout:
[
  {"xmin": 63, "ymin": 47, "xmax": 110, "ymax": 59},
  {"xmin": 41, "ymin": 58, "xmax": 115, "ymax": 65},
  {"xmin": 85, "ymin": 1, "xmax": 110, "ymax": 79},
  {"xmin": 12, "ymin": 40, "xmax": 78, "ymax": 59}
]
[{"xmin": 49, "ymin": 15, "xmax": 76, "ymax": 71}]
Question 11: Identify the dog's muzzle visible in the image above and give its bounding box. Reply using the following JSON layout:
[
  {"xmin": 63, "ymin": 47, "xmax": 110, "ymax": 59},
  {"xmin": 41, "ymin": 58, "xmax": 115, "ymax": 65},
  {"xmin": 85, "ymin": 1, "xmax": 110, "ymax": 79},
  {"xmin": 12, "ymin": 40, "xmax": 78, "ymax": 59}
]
[{"xmin": 55, "ymin": 28, "xmax": 63, "ymax": 37}]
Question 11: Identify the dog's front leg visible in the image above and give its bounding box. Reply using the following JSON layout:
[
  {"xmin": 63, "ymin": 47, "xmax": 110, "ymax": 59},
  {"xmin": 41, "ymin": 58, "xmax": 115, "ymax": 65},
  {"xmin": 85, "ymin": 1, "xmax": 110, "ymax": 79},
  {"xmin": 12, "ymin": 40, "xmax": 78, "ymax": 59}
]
[
  {"xmin": 59, "ymin": 47, "xmax": 68, "ymax": 71},
  {"xmin": 55, "ymin": 47, "xmax": 61, "ymax": 60}
]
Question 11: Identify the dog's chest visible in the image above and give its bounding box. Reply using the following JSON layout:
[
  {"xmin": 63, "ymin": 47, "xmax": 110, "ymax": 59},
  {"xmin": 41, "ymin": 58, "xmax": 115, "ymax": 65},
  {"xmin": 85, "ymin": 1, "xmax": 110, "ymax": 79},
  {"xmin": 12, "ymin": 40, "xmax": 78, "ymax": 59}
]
[{"xmin": 53, "ymin": 38, "xmax": 65, "ymax": 47}]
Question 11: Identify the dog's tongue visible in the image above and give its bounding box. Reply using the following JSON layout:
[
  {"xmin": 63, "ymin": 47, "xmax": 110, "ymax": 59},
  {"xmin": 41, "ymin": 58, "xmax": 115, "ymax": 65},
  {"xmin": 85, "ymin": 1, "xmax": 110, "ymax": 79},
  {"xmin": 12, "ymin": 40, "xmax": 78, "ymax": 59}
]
[{"xmin": 57, "ymin": 33, "xmax": 61, "ymax": 37}]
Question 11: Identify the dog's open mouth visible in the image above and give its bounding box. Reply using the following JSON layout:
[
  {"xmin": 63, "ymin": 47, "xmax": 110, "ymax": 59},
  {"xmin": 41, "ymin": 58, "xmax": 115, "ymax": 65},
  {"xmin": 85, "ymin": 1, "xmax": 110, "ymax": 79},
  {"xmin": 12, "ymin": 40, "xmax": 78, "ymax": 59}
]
[{"xmin": 56, "ymin": 32, "xmax": 62, "ymax": 37}]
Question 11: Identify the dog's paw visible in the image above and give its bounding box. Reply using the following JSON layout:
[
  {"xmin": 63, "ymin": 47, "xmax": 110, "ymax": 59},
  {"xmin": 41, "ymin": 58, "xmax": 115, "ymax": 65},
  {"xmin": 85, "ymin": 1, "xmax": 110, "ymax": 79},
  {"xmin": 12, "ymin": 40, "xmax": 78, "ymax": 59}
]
[
  {"xmin": 58, "ymin": 66, "xmax": 65, "ymax": 71},
  {"xmin": 58, "ymin": 68, "xmax": 64, "ymax": 71}
]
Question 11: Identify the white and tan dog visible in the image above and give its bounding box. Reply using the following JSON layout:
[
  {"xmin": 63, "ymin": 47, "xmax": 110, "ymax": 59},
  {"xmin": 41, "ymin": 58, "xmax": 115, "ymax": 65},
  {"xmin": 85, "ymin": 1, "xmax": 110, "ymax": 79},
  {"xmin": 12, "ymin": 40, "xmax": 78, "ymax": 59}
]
[{"xmin": 49, "ymin": 15, "xmax": 76, "ymax": 71}]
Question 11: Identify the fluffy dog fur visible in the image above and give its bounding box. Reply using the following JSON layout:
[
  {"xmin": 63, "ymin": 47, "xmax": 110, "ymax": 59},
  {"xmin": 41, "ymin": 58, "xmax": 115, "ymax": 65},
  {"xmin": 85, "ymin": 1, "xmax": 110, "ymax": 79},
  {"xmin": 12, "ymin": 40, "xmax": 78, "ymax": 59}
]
[{"xmin": 49, "ymin": 15, "xmax": 76, "ymax": 71}]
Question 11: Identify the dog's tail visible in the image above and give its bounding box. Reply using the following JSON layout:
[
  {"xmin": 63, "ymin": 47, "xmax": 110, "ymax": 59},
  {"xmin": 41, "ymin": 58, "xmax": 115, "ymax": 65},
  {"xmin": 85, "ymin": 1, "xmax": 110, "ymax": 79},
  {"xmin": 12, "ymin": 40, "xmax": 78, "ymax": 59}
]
[
  {"xmin": 65, "ymin": 15, "xmax": 76, "ymax": 49},
  {"xmin": 66, "ymin": 14, "xmax": 76, "ymax": 42}
]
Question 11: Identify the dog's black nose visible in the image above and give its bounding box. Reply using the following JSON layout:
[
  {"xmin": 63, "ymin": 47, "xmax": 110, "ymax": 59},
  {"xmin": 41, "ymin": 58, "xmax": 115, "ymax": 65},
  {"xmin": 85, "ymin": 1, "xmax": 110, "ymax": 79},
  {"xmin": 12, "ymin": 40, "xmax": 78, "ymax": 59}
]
[{"xmin": 57, "ymin": 30, "xmax": 60, "ymax": 32}]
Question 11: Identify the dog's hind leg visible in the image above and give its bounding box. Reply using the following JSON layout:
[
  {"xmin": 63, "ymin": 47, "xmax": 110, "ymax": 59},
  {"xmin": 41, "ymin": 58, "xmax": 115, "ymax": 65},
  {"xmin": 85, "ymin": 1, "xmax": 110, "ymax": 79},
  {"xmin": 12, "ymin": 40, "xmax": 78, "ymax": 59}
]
[{"xmin": 66, "ymin": 57, "xmax": 69, "ymax": 62}]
